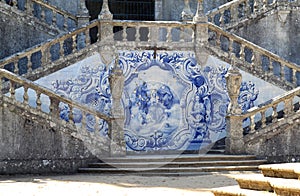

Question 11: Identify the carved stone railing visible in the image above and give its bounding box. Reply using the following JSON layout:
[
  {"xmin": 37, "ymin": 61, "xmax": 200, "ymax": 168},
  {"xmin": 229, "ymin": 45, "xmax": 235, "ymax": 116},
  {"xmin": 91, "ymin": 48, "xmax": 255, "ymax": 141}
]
[
  {"xmin": 0, "ymin": 68, "xmax": 125, "ymax": 157},
  {"xmin": 111, "ymin": 20, "xmax": 195, "ymax": 50},
  {"xmin": 207, "ymin": 0, "xmax": 276, "ymax": 28},
  {"xmin": 206, "ymin": 0, "xmax": 300, "ymax": 29},
  {"xmin": 0, "ymin": 20, "xmax": 99, "ymax": 80},
  {"xmin": 241, "ymin": 86, "xmax": 300, "ymax": 135},
  {"xmin": 225, "ymin": 68, "xmax": 300, "ymax": 154},
  {"xmin": 0, "ymin": 0, "xmax": 78, "ymax": 31},
  {"xmin": 207, "ymin": 22, "xmax": 300, "ymax": 91}
]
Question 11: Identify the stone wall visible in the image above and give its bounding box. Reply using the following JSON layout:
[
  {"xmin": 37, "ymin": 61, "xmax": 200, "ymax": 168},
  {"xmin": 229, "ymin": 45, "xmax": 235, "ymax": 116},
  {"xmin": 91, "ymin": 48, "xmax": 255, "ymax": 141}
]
[
  {"xmin": 234, "ymin": 10, "xmax": 300, "ymax": 65},
  {"xmin": 0, "ymin": 107, "xmax": 98, "ymax": 175},
  {"xmin": 0, "ymin": 7, "xmax": 54, "ymax": 60}
]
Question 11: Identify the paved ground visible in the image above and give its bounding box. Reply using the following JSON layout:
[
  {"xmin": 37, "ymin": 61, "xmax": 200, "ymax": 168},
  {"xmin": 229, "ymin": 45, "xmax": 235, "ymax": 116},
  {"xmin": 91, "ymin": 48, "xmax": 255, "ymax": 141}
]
[{"xmin": 0, "ymin": 172, "xmax": 256, "ymax": 196}]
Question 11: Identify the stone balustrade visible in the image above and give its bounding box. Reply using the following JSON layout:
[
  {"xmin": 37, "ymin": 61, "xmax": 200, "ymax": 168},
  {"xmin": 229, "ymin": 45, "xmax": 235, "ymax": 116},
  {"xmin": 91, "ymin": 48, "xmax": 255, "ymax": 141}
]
[
  {"xmin": 0, "ymin": 0, "xmax": 78, "ymax": 31},
  {"xmin": 0, "ymin": 20, "xmax": 98, "ymax": 79},
  {"xmin": 0, "ymin": 69, "xmax": 112, "ymax": 131},
  {"xmin": 241, "ymin": 86, "xmax": 300, "ymax": 134},
  {"xmin": 28, "ymin": 0, "xmax": 78, "ymax": 31},
  {"xmin": 207, "ymin": 0, "xmax": 276, "ymax": 28},
  {"xmin": 111, "ymin": 20, "xmax": 195, "ymax": 50},
  {"xmin": 207, "ymin": 23, "xmax": 300, "ymax": 90}
]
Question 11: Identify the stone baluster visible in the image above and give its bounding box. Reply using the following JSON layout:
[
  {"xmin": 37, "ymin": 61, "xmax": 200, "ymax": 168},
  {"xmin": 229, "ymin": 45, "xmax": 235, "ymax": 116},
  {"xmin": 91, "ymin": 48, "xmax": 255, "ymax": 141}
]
[
  {"xmin": 63, "ymin": 15, "xmax": 68, "ymax": 31},
  {"xmin": 14, "ymin": 59, "xmax": 19, "ymax": 75},
  {"xmin": 280, "ymin": 63, "xmax": 285, "ymax": 81},
  {"xmin": 268, "ymin": 60, "xmax": 274, "ymax": 78},
  {"xmin": 262, "ymin": 0, "xmax": 269, "ymax": 11},
  {"xmin": 180, "ymin": 26, "xmax": 185, "ymax": 42},
  {"xmin": 261, "ymin": 109, "xmax": 267, "ymax": 128},
  {"xmin": 249, "ymin": 115, "xmax": 256, "ymax": 133},
  {"xmin": 59, "ymin": 40, "xmax": 64, "ymax": 58},
  {"xmin": 85, "ymin": 28, "xmax": 90, "ymax": 45},
  {"xmin": 284, "ymin": 97, "xmax": 294, "ymax": 116},
  {"xmin": 68, "ymin": 104, "xmax": 74, "ymax": 123},
  {"xmin": 36, "ymin": 91, "xmax": 42, "ymax": 111},
  {"xmin": 50, "ymin": 97, "xmax": 60, "ymax": 117},
  {"xmin": 81, "ymin": 111, "xmax": 87, "ymax": 130},
  {"xmin": 231, "ymin": 5, "xmax": 238, "ymax": 23},
  {"xmin": 216, "ymin": 32, "xmax": 221, "ymax": 48},
  {"xmin": 181, "ymin": 0, "xmax": 193, "ymax": 21},
  {"xmin": 122, "ymin": 26, "xmax": 127, "ymax": 42},
  {"xmin": 26, "ymin": 0, "xmax": 33, "ymax": 14},
  {"xmin": 72, "ymin": 34, "xmax": 77, "ymax": 52},
  {"xmin": 245, "ymin": 0, "xmax": 252, "ymax": 15},
  {"xmin": 94, "ymin": 116, "xmax": 100, "ymax": 132},
  {"xmin": 23, "ymin": 85, "xmax": 29, "ymax": 105},
  {"xmin": 292, "ymin": 69, "xmax": 297, "ymax": 85},
  {"xmin": 272, "ymin": 104, "xmax": 278, "ymax": 122},
  {"xmin": 76, "ymin": 0, "xmax": 90, "ymax": 27},
  {"xmin": 109, "ymin": 58, "xmax": 126, "ymax": 157},
  {"xmin": 135, "ymin": 26, "xmax": 140, "ymax": 42},
  {"xmin": 225, "ymin": 64, "xmax": 245, "ymax": 154},
  {"xmin": 41, "ymin": 44, "xmax": 50, "ymax": 67},
  {"xmin": 9, "ymin": 80, "xmax": 15, "ymax": 99},
  {"xmin": 219, "ymin": 11, "xmax": 224, "ymax": 27},
  {"xmin": 228, "ymin": 39, "xmax": 234, "ymax": 55},
  {"xmin": 27, "ymin": 54, "xmax": 33, "ymax": 73},
  {"xmin": 41, "ymin": 8, "xmax": 46, "ymax": 22},
  {"xmin": 166, "ymin": 27, "xmax": 172, "ymax": 43},
  {"xmin": 239, "ymin": 44, "xmax": 245, "ymax": 62},
  {"xmin": 52, "ymin": 12, "xmax": 57, "ymax": 27}
]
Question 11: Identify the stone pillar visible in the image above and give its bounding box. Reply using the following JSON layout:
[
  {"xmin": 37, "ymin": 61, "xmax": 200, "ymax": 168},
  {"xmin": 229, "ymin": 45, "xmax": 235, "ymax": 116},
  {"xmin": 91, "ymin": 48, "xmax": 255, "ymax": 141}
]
[
  {"xmin": 181, "ymin": 0, "xmax": 193, "ymax": 21},
  {"xmin": 99, "ymin": 0, "xmax": 113, "ymax": 20},
  {"xmin": 76, "ymin": 0, "xmax": 90, "ymax": 27},
  {"xmin": 108, "ymin": 59, "xmax": 126, "ymax": 157},
  {"xmin": 225, "ymin": 67, "xmax": 245, "ymax": 154},
  {"xmin": 193, "ymin": 0, "xmax": 209, "ymax": 65}
]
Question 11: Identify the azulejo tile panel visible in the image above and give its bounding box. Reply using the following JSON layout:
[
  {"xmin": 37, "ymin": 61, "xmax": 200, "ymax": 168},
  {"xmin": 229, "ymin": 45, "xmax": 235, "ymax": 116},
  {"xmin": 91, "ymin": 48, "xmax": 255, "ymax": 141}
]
[{"xmin": 48, "ymin": 51, "xmax": 258, "ymax": 153}]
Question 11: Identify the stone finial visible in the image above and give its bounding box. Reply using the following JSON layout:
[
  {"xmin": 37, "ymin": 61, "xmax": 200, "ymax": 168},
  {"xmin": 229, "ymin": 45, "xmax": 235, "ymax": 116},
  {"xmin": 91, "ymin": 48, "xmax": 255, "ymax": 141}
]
[
  {"xmin": 226, "ymin": 67, "xmax": 242, "ymax": 115},
  {"xmin": 181, "ymin": 0, "xmax": 194, "ymax": 21},
  {"xmin": 99, "ymin": 0, "xmax": 113, "ymax": 20},
  {"xmin": 193, "ymin": 0, "xmax": 206, "ymax": 23}
]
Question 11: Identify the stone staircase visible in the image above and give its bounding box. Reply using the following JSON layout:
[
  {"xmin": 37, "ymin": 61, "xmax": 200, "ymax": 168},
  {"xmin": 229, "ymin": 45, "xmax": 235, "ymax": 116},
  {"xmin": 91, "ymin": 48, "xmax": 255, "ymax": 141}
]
[
  {"xmin": 212, "ymin": 163, "xmax": 300, "ymax": 195},
  {"xmin": 78, "ymin": 154, "xmax": 267, "ymax": 176}
]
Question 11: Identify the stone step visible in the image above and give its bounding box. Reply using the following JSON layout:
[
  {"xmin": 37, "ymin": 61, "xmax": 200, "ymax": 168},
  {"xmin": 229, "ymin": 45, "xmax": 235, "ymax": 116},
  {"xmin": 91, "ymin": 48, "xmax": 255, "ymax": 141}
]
[
  {"xmin": 97, "ymin": 154, "xmax": 260, "ymax": 163},
  {"xmin": 259, "ymin": 163, "xmax": 300, "ymax": 179},
  {"xmin": 89, "ymin": 160, "xmax": 266, "ymax": 169},
  {"xmin": 234, "ymin": 174, "xmax": 274, "ymax": 192},
  {"xmin": 212, "ymin": 185, "xmax": 276, "ymax": 196},
  {"xmin": 270, "ymin": 178, "xmax": 300, "ymax": 195},
  {"xmin": 78, "ymin": 165, "xmax": 260, "ymax": 175}
]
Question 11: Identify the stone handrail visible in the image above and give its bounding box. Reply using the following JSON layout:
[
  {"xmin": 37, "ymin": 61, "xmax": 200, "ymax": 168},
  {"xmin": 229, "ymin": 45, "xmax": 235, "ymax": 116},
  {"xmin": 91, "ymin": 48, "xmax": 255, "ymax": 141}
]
[
  {"xmin": 207, "ymin": 22, "xmax": 300, "ymax": 90},
  {"xmin": 0, "ymin": 0, "xmax": 78, "ymax": 31},
  {"xmin": 241, "ymin": 86, "xmax": 300, "ymax": 134},
  {"xmin": 0, "ymin": 68, "xmax": 111, "ymax": 123},
  {"xmin": 207, "ymin": 0, "xmax": 276, "ymax": 28}
]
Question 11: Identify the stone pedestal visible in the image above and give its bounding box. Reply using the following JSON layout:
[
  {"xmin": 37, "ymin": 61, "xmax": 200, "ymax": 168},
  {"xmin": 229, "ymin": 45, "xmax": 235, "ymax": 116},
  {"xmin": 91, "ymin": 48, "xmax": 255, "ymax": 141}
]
[
  {"xmin": 225, "ymin": 67, "xmax": 245, "ymax": 154},
  {"xmin": 109, "ymin": 63, "xmax": 126, "ymax": 157}
]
